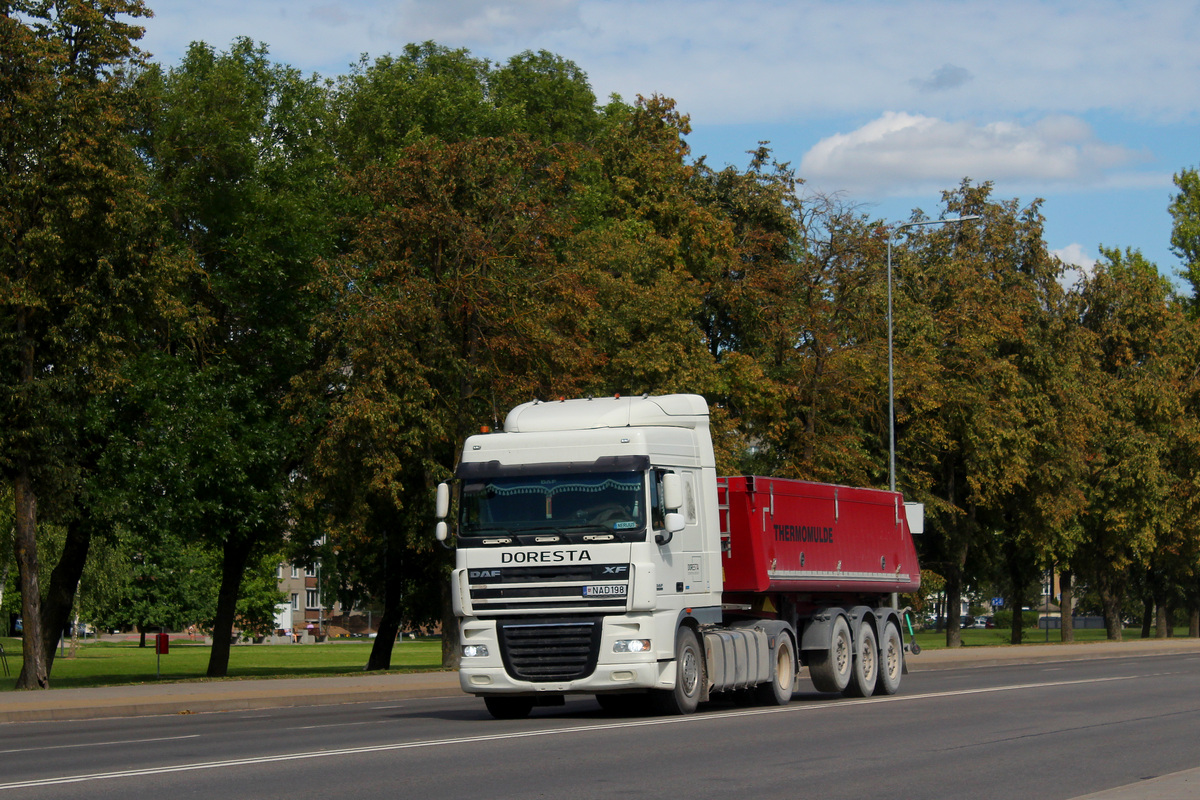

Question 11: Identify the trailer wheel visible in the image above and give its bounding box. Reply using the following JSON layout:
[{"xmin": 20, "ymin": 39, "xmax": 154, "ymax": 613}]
[
  {"xmin": 874, "ymin": 621, "xmax": 903, "ymax": 696},
  {"xmin": 754, "ymin": 632, "xmax": 796, "ymax": 706},
  {"xmin": 843, "ymin": 623, "xmax": 878, "ymax": 697},
  {"xmin": 808, "ymin": 615, "xmax": 852, "ymax": 693},
  {"xmin": 654, "ymin": 627, "xmax": 703, "ymax": 715},
  {"xmin": 484, "ymin": 696, "xmax": 534, "ymax": 720}
]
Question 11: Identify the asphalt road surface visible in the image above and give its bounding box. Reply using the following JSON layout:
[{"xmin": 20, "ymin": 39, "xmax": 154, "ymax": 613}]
[{"xmin": 1, "ymin": 653, "xmax": 1198, "ymax": 799}]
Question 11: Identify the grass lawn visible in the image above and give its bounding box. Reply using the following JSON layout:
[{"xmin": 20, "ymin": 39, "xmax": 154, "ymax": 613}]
[
  {"xmin": 0, "ymin": 636, "xmax": 444, "ymax": 691},
  {"xmin": 909, "ymin": 626, "xmax": 1193, "ymax": 650}
]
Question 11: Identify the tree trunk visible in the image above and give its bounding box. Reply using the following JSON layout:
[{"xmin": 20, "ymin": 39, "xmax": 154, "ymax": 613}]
[
  {"xmin": 206, "ymin": 536, "xmax": 253, "ymax": 678},
  {"xmin": 944, "ymin": 534, "xmax": 969, "ymax": 648},
  {"xmin": 366, "ymin": 526, "xmax": 404, "ymax": 671},
  {"xmin": 1140, "ymin": 595, "xmax": 1153, "ymax": 638},
  {"xmin": 1060, "ymin": 568, "xmax": 1074, "ymax": 643},
  {"xmin": 1010, "ymin": 601, "xmax": 1024, "ymax": 645},
  {"xmin": 441, "ymin": 578, "xmax": 460, "ymax": 670},
  {"xmin": 1099, "ymin": 582, "xmax": 1124, "ymax": 642},
  {"xmin": 1154, "ymin": 597, "xmax": 1170, "ymax": 639},
  {"xmin": 39, "ymin": 513, "xmax": 93, "ymax": 673},
  {"xmin": 14, "ymin": 472, "xmax": 49, "ymax": 690},
  {"xmin": 945, "ymin": 573, "xmax": 964, "ymax": 648},
  {"xmin": 1190, "ymin": 608, "xmax": 1199, "ymax": 638}
]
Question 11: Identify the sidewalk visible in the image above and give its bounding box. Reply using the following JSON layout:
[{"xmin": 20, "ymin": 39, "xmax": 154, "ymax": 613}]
[{"xmin": 2, "ymin": 637, "xmax": 1199, "ymax": 724}]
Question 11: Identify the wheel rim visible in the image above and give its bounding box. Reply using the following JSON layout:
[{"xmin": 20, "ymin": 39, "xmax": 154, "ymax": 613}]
[
  {"xmin": 776, "ymin": 643, "xmax": 793, "ymax": 691},
  {"xmin": 861, "ymin": 637, "xmax": 876, "ymax": 682},
  {"xmin": 834, "ymin": 630, "xmax": 850, "ymax": 675},
  {"xmin": 680, "ymin": 646, "xmax": 699, "ymax": 696},
  {"xmin": 885, "ymin": 633, "xmax": 900, "ymax": 680}
]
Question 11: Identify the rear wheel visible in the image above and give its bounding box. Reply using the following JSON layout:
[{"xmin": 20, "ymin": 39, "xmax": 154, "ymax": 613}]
[
  {"xmin": 808, "ymin": 615, "xmax": 852, "ymax": 693},
  {"xmin": 874, "ymin": 621, "xmax": 904, "ymax": 696},
  {"xmin": 484, "ymin": 696, "xmax": 534, "ymax": 719},
  {"xmin": 844, "ymin": 623, "xmax": 878, "ymax": 697},
  {"xmin": 754, "ymin": 632, "xmax": 795, "ymax": 706},
  {"xmin": 653, "ymin": 627, "xmax": 704, "ymax": 715}
]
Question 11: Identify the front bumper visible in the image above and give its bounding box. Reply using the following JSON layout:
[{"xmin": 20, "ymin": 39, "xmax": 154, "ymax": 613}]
[{"xmin": 457, "ymin": 614, "xmax": 677, "ymax": 696}]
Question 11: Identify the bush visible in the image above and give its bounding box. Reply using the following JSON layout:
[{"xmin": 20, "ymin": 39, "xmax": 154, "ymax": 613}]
[{"xmin": 991, "ymin": 610, "xmax": 1039, "ymax": 630}]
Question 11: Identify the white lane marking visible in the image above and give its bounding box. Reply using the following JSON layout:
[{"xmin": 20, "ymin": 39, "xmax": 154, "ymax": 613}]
[
  {"xmin": 0, "ymin": 675, "xmax": 1144, "ymax": 791},
  {"xmin": 0, "ymin": 735, "xmax": 200, "ymax": 756},
  {"xmin": 296, "ymin": 720, "xmax": 391, "ymax": 730}
]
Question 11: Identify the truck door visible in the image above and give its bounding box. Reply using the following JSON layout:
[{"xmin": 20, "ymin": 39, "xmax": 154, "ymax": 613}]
[{"xmin": 650, "ymin": 469, "xmax": 708, "ymax": 595}]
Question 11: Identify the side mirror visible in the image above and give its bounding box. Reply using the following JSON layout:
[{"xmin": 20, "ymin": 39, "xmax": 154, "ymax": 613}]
[
  {"xmin": 662, "ymin": 473, "xmax": 683, "ymax": 512},
  {"xmin": 435, "ymin": 482, "xmax": 450, "ymax": 520},
  {"xmin": 656, "ymin": 512, "xmax": 685, "ymax": 546},
  {"xmin": 435, "ymin": 521, "xmax": 449, "ymax": 542}
]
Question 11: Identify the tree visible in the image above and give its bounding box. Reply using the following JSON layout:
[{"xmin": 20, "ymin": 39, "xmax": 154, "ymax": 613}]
[
  {"xmin": 1170, "ymin": 167, "xmax": 1200, "ymax": 315},
  {"xmin": 138, "ymin": 38, "xmax": 336, "ymax": 677},
  {"xmin": 0, "ymin": 0, "xmax": 161, "ymax": 689},
  {"xmin": 1074, "ymin": 247, "xmax": 1191, "ymax": 640},
  {"xmin": 295, "ymin": 134, "xmax": 597, "ymax": 670},
  {"xmin": 894, "ymin": 183, "xmax": 1054, "ymax": 647}
]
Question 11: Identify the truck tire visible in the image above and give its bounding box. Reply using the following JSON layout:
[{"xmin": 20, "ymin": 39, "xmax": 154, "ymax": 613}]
[
  {"xmin": 808, "ymin": 615, "xmax": 852, "ymax": 693},
  {"xmin": 754, "ymin": 632, "xmax": 796, "ymax": 706},
  {"xmin": 484, "ymin": 696, "xmax": 534, "ymax": 720},
  {"xmin": 654, "ymin": 627, "xmax": 704, "ymax": 715},
  {"xmin": 874, "ymin": 620, "xmax": 903, "ymax": 696},
  {"xmin": 843, "ymin": 623, "xmax": 878, "ymax": 697}
]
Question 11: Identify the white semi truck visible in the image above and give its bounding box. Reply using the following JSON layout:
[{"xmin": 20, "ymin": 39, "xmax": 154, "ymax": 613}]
[{"xmin": 435, "ymin": 394, "xmax": 922, "ymax": 718}]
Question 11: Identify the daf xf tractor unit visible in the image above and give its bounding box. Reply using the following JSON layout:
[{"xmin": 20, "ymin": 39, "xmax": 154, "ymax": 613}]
[{"xmin": 434, "ymin": 394, "xmax": 923, "ymax": 719}]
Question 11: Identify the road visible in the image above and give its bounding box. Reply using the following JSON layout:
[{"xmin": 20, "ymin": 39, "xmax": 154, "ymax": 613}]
[{"xmin": 1, "ymin": 653, "xmax": 1199, "ymax": 799}]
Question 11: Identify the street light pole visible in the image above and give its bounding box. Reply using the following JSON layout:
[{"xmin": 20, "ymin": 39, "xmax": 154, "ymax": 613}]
[{"xmin": 887, "ymin": 215, "xmax": 981, "ymax": 493}]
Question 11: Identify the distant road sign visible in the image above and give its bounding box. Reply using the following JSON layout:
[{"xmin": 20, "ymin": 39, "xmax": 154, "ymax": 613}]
[{"xmin": 992, "ymin": 597, "xmax": 1005, "ymax": 607}]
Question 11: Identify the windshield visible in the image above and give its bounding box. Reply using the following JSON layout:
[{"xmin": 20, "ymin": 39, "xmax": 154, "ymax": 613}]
[{"xmin": 460, "ymin": 472, "xmax": 646, "ymax": 538}]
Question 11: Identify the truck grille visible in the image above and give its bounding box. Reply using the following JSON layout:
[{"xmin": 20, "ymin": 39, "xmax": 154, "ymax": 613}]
[
  {"xmin": 497, "ymin": 617, "xmax": 602, "ymax": 682},
  {"xmin": 466, "ymin": 563, "xmax": 630, "ymax": 613}
]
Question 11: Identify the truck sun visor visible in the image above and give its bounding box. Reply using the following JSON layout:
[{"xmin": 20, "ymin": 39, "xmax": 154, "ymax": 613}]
[{"xmin": 455, "ymin": 454, "xmax": 650, "ymax": 479}]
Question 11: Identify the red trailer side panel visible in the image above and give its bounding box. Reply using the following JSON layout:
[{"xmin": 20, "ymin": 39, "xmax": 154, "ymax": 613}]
[{"xmin": 720, "ymin": 476, "xmax": 920, "ymax": 595}]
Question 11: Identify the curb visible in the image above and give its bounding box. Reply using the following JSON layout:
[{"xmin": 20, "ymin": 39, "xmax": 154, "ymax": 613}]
[{"xmin": 0, "ymin": 672, "xmax": 464, "ymax": 724}]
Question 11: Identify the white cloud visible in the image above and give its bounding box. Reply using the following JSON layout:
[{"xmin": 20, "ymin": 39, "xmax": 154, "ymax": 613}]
[
  {"xmin": 1053, "ymin": 243, "xmax": 1097, "ymax": 290},
  {"xmin": 386, "ymin": 0, "xmax": 582, "ymax": 48},
  {"xmin": 137, "ymin": 1, "xmax": 1200, "ymax": 125},
  {"xmin": 797, "ymin": 112, "xmax": 1144, "ymax": 198}
]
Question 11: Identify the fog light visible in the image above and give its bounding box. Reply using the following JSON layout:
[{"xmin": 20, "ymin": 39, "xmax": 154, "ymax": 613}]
[
  {"xmin": 613, "ymin": 639, "xmax": 651, "ymax": 653},
  {"xmin": 462, "ymin": 644, "xmax": 489, "ymax": 658}
]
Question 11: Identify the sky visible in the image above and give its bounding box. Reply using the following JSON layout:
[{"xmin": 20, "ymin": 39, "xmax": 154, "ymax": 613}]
[{"xmin": 134, "ymin": 0, "xmax": 1200, "ymax": 286}]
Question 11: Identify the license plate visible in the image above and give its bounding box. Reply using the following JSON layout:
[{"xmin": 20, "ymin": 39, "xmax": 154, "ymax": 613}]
[{"xmin": 583, "ymin": 584, "xmax": 627, "ymax": 597}]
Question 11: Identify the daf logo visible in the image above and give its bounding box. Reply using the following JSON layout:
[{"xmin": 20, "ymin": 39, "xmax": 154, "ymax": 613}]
[
  {"xmin": 470, "ymin": 570, "xmax": 501, "ymax": 578},
  {"xmin": 603, "ymin": 565, "xmax": 628, "ymax": 575}
]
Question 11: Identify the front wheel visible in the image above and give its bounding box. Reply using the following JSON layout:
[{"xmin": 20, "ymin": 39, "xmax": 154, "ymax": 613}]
[
  {"xmin": 484, "ymin": 696, "xmax": 534, "ymax": 719},
  {"xmin": 653, "ymin": 627, "xmax": 704, "ymax": 715},
  {"xmin": 754, "ymin": 632, "xmax": 796, "ymax": 706}
]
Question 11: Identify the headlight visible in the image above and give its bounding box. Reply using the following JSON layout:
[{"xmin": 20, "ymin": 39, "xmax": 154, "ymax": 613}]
[
  {"xmin": 462, "ymin": 644, "xmax": 489, "ymax": 658},
  {"xmin": 613, "ymin": 639, "xmax": 651, "ymax": 653}
]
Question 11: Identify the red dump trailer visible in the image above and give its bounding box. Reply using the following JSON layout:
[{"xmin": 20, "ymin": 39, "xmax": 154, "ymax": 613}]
[{"xmin": 720, "ymin": 476, "xmax": 922, "ymax": 596}]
